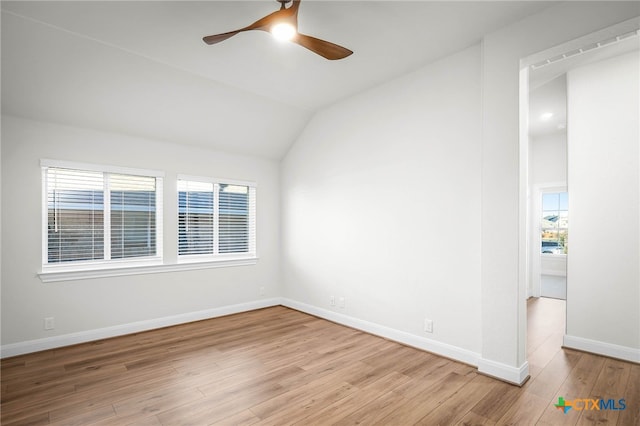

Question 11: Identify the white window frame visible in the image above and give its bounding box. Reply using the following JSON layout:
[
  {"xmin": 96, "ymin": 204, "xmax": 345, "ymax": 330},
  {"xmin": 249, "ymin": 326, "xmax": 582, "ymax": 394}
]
[
  {"xmin": 540, "ymin": 189, "xmax": 568, "ymax": 257},
  {"xmin": 38, "ymin": 163, "xmax": 258, "ymax": 283},
  {"xmin": 177, "ymin": 174, "xmax": 257, "ymax": 264},
  {"xmin": 40, "ymin": 159, "xmax": 164, "ymax": 278}
]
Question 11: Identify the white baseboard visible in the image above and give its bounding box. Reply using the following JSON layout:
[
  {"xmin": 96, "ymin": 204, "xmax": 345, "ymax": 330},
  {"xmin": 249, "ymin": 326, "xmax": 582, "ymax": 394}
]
[
  {"xmin": 477, "ymin": 358, "xmax": 530, "ymax": 386},
  {"xmin": 281, "ymin": 298, "xmax": 481, "ymax": 367},
  {"xmin": 563, "ymin": 334, "xmax": 640, "ymax": 363},
  {"xmin": 0, "ymin": 298, "xmax": 282, "ymax": 358}
]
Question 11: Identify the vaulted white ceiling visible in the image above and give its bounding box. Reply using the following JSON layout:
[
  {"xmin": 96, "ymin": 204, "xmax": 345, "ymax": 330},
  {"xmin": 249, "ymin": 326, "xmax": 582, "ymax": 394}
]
[{"xmin": 2, "ymin": 1, "xmax": 556, "ymax": 159}]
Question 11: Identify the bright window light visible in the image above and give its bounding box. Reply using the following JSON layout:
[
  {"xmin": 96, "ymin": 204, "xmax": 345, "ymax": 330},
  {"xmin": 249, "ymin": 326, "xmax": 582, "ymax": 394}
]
[
  {"xmin": 221, "ymin": 184, "xmax": 248, "ymax": 194},
  {"xmin": 271, "ymin": 23, "xmax": 296, "ymax": 42}
]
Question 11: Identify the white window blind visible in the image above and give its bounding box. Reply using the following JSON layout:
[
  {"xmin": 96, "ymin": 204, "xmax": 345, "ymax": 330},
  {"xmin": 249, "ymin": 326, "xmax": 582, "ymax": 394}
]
[
  {"xmin": 46, "ymin": 168, "xmax": 105, "ymax": 263},
  {"xmin": 43, "ymin": 164, "xmax": 163, "ymax": 266},
  {"xmin": 178, "ymin": 178, "xmax": 256, "ymax": 259},
  {"xmin": 178, "ymin": 180, "xmax": 215, "ymax": 256},
  {"xmin": 219, "ymin": 184, "xmax": 254, "ymax": 254},
  {"xmin": 110, "ymin": 174, "xmax": 158, "ymax": 259}
]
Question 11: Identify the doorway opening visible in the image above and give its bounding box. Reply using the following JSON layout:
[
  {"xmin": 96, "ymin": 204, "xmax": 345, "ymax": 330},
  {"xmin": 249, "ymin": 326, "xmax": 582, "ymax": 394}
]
[{"xmin": 520, "ymin": 19, "xmax": 639, "ymax": 375}]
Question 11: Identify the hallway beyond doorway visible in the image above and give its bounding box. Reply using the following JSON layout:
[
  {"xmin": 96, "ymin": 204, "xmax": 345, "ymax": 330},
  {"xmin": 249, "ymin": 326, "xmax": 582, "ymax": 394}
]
[{"xmin": 527, "ymin": 296, "xmax": 565, "ymax": 378}]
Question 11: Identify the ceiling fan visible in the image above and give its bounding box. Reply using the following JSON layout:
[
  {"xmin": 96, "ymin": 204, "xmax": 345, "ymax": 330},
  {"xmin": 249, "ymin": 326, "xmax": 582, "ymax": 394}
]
[{"xmin": 202, "ymin": 0, "xmax": 353, "ymax": 60}]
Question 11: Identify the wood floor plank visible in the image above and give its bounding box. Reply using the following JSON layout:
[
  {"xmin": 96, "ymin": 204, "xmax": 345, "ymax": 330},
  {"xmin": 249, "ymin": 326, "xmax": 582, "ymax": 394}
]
[
  {"xmin": 2, "ymin": 301, "xmax": 638, "ymax": 426},
  {"xmin": 575, "ymin": 357, "xmax": 631, "ymax": 426},
  {"xmin": 294, "ymin": 370, "xmax": 412, "ymax": 425},
  {"xmin": 535, "ymin": 352, "xmax": 606, "ymax": 426},
  {"xmin": 287, "ymin": 339, "xmax": 395, "ymax": 387},
  {"xmin": 248, "ymin": 367, "xmax": 357, "ymax": 420},
  {"xmin": 3, "ymin": 362, "xmax": 128, "ymax": 402},
  {"xmin": 457, "ymin": 411, "xmax": 498, "ymax": 426},
  {"xmin": 211, "ymin": 409, "xmax": 261, "ymax": 426},
  {"xmin": 127, "ymin": 416, "xmax": 164, "ymax": 426},
  {"xmin": 417, "ymin": 374, "xmax": 499, "ymax": 425},
  {"xmin": 617, "ymin": 363, "xmax": 640, "ymax": 426},
  {"xmin": 370, "ymin": 372, "xmax": 476, "ymax": 425},
  {"xmin": 392, "ymin": 357, "xmax": 475, "ymax": 396},
  {"xmin": 0, "ymin": 410, "xmax": 50, "ymax": 426},
  {"xmin": 525, "ymin": 348, "xmax": 582, "ymax": 400},
  {"xmin": 198, "ymin": 363, "xmax": 303, "ymax": 399},
  {"xmin": 526, "ymin": 298, "xmax": 565, "ymax": 356},
  {"xmin": 112, "ymin": 386, "xmax": 205, "ymax": 419},
  {"xmin": 255, "ymin": 380, "xmax": 357, "ymax": 425},
  {"xmin": 89, "ymin": 413, "xmax": 164, "ymax": 426},
  {"xmin": 48, "ymin": 404, "xmax": 117, "ymax": 426},
  {"xmin": 156, "ymin": 382, "xmax": 286, "ymax": 425},
  {"xmin": 331, "ymin": 383, "xmax": 414, "ymax": 426},
  {"xmin": 495, "ymin": 391, "xmax": 549, "ymax": 425},
  {"xmin": 471, "ymin": 380, "xmax": 524, "ymax": 422}
]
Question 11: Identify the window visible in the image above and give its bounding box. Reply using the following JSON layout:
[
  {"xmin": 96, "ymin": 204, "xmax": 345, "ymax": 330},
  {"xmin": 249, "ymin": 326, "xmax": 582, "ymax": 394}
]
[
  {"xmin": 178, "ymin": 177, "xmax": 256, "ymax": 260},
  {"xmin": 39, "ymin": 162, "xmax": 256, "ymax": 282},
  {"xmin": 42, "ymin": 161, "xmax": 163, "ymax": 268},
  {"xmin": 541, "ymin": 192, "xmax": 568, "ymax": 254}
]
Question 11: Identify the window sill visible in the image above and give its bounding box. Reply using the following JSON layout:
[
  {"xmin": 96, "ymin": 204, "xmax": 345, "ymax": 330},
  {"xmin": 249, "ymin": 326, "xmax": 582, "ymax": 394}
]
[{"xmin": 38, "ymin": 257, "xmax": 259, "ymax": 283}]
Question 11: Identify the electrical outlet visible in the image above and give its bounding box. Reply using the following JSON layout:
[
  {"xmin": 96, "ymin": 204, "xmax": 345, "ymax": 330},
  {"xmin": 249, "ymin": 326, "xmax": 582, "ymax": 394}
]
[
  {"xmin": 44, "ymin": 317, "xmax": 55, "ymax": 330},
  {"xmin": 330, "ymin": 296, "xmax": 336, "ymax": 306},
  {"xmin": 339, "ymin": 297, "xmax": 345, "ymax": 308},
  {"xmin": 424, "ymin": 318, "xmax": 433, "ymax": 333}
]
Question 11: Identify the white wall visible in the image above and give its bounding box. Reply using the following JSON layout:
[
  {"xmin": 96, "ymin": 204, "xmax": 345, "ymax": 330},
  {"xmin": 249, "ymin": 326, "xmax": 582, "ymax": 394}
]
[
  {"xmin": 530, "ymin": 132, "xmax": 567, "ymax": 185},
  {"xmin": 1, "ymin": 115, "xmax": 281, "ymax": 353},
  {"xmin": 281, "ymin": 45, "xmax": 483, "ymax": 361},
  {"xmin": 281, "ymin": 3, "xmax": 639, "ymax": 382},
  {"xmin": 565, "ymin": 51, "xmax": 640, "ymax": 359}
]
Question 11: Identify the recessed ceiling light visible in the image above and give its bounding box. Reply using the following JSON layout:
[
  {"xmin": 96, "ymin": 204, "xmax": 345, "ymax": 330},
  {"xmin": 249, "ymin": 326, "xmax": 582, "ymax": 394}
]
[{"xmin": 540, "ymin": 112, "xmax": 554, "ymax": 121}]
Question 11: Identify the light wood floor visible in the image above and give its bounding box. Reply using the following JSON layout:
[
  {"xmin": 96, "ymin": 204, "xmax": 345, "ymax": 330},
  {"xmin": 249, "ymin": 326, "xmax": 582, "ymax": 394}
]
[{"xmin": 1, "ymin": 299, "xmax": 638, "ymax": 425}]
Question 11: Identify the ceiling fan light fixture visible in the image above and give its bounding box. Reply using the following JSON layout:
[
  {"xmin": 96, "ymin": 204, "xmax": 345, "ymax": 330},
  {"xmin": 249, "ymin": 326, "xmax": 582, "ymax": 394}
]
[
  {"xmin": 202, "ymin": 0, "xmax": 353, "ymax": 60},
  {"xmin": 271, "ymin": 22, "xmax": 296, "ymax": 42}
]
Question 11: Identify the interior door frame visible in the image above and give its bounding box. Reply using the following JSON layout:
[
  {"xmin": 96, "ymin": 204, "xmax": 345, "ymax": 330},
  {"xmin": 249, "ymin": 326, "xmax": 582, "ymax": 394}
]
[{"xmin": 519, "ymin": 15, "xmax": 640, "ymax": 379}]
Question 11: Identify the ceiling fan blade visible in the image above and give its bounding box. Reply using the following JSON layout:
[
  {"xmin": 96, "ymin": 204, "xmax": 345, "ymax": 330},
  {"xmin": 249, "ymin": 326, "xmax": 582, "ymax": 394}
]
[
  {"xmin": 203, "ymin": 5, "xmax": 296, "ymax": 45},
  {"xmin": 203, "ymin": 30, "xmax": 245, "ymax": 45},
  {"xmin": 290, "ymin": 0, "xmax": 301, "ymax": 16},
  {"xmin": 293, "ymin": 33, "xmax": 353, "ymax": 60}
]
